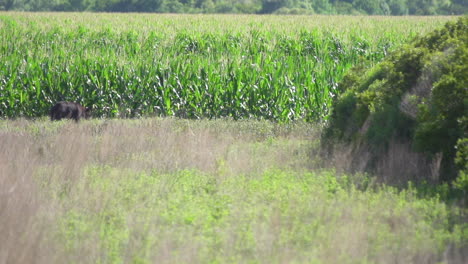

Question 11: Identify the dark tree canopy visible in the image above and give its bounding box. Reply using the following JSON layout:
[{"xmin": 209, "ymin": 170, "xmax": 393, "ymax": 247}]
[{"xmin": 0, "ymin": 0, "xmax": 466, "ymax": 14}]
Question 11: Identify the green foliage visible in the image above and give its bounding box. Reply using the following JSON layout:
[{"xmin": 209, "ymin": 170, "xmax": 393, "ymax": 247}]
[
  {"xmin": 456, "ymin": 138, "xmax": 468, "ymax": 171},
  {"xmin": 47, "ymin": 166, "xmax": 464, "ymax": 263},
  {"xmin": 0, "ymin": 14, "xmax": 447, "ymax": 122},
  {"xmin": 324, "ymin": 17, "xmax": 468, "ymax": 183},
  {"xmin": 1, "ymin": 0, "xmax": 465, "ymax": 14},
  {"xmin": 453, "ymin": 138, "xmax": 468, "ymax": 201}
]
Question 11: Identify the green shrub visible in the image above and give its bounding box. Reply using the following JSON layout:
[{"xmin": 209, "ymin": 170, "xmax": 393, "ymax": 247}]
[{"xmin": 324, "ymin": 17, "xmax": 468, "ymax": 183}]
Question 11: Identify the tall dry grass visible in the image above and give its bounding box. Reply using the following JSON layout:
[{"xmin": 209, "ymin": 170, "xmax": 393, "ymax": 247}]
[
  {"xmin": 0, "ymin": 132, "xmax": 48, "ymax": 263},
  {"xmin": 0, "ymin": 118, "xmax": 465, "ymax": 263},
  {"xmin": 0, "ymin": 118, "xmax": 315, "ymax": 263},
  {"xmin": 324, "ymin": 138, "xmax": 444, "ymax": 186}
]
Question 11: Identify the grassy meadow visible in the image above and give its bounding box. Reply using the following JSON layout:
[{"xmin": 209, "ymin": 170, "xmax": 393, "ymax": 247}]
[
  {"xmin": 0, "ymin": 13, "xmax": 467, "ymax": 264},
  {"xmin": 1, "ymin": 118, "xmax": 466, "ymax": 263}
]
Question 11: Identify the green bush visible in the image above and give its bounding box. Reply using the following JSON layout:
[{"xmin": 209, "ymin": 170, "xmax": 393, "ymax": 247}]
[{"xmin": 324, "ymin": 17, "xmax": 468, "ymax": 183}]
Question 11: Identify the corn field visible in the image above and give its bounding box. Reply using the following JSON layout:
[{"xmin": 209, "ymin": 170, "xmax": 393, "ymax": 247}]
[{"xmin": 0, "ymin": 13, "xmax": 454, "ymax": 121}]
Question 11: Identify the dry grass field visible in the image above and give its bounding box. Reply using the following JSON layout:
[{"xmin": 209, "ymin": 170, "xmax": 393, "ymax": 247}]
[{"xmin": 1, "ymin": 118, "xmax": 466, "ymax": 263}]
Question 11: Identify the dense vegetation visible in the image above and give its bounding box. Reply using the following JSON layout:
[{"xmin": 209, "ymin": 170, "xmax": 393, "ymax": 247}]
[
  {"xmin": 324, "ymin": 17, "xmax": 467, "ymax": 187},
  {"xmin": 2, "ymin": 118, "xmax": 466, "ymax": 263},
  {"xmin": 1, "ymin": 14, "xmax": 466, "ymax": 263},
  {"xmin": 0, "ymin": 14, "xmax": 453, "ymax": 121},
  {"xmin": 1, "ymin": 0, "xmax": 467, "ymax": 15}
]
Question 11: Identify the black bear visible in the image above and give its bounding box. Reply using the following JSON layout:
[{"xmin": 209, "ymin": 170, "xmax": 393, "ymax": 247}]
[{"xmin": 50, "ymin": 101, "xmax": 91, "ymax": 122}]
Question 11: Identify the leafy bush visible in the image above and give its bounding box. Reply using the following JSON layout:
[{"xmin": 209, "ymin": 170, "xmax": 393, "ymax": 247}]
[{"xmin": 324, "ymin": 17, "xmax": 468, "ymax": 184}]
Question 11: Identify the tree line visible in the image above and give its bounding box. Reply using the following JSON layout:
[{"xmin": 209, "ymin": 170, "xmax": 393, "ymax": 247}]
[{"xmin": 0, "ymin": 0, "xmax": 466, "ymax": 15}]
